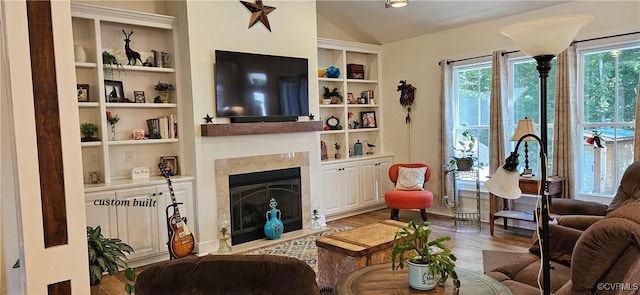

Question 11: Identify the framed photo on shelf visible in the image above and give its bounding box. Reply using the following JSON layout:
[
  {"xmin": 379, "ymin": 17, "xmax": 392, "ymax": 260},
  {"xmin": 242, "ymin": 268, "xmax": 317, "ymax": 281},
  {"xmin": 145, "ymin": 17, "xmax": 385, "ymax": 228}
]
[
  {"xmin": 360, "ymin": 111, "xmax": 377, "ymax": 128},
  {"xmin": 134, "ymin": 91, "xmax": 146, "ymax": 103},
  {"xmin": 77, "ymin": 84, "xmax": 89, "ymax": 102},
  {"xmin": 104, "ymin": 80, "xmax": 124, "ymax": 102},
  {"xmin": 160, "ymin": 156, "xmax": 178, "ymax": 176},
  {"xmin": 347, "ymin": 93, "xmax": 355, "ymax": 104}
]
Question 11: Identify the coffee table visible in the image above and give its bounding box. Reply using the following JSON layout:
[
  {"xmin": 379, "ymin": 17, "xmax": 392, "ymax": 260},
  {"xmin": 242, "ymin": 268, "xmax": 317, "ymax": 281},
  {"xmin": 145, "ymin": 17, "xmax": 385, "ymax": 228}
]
[{"xmin": 336, "ymin": 263, "xmax": 512, "ymax": 295}]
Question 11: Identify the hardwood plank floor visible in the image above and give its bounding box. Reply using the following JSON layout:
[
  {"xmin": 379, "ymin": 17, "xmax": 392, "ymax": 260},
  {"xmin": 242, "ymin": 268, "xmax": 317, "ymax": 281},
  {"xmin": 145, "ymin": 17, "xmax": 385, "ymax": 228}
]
[{"xmin": 93, "ymin": 209, "xmax": 534, "ymax": 294}]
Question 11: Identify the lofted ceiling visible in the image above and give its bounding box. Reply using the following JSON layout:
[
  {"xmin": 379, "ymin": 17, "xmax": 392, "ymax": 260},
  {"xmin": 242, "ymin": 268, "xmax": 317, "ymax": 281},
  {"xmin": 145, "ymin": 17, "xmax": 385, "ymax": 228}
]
[{"xmin": 316, "ymin": 0, "xmax": 573, "ymax": 44}]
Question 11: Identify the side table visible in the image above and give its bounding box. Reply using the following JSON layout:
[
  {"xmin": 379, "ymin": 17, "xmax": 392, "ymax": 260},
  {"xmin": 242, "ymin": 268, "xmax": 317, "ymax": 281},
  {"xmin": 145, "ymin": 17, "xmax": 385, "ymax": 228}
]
[
  {"xmin": 489, "ymin": 176, "xmax": 564, "ymax": 235},
  {"xmin": 336, "ymin": 263, "xmax": 512, "ymax": 295}
]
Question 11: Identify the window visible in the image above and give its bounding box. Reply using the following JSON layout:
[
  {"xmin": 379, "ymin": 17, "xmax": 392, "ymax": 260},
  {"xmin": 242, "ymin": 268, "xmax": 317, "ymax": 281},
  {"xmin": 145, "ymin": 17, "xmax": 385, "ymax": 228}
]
[
  {"xmin": 452, "ymin": 63, "xmax": 491, "ymax": 179},
  {"xmin": 509, "ymin": 57, "xmax": 557, "ymax": 174},
  {"xmin": 577, "ymin": 43, "xmax": 639, "ymax": 197}
]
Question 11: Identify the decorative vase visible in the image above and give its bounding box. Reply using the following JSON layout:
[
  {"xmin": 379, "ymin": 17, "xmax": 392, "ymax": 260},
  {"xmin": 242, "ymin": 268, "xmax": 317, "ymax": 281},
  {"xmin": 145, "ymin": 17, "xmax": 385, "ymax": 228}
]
[
  {"xmin": 74, "ymin": 45, "xmax": 86, "ymax": 63},
  {"xmin": 158, "ymin": 91, "xmax": 170, "ymax": 103},
  {"xmin": 407, "ymin": 259, "xmax": 437, "ymax": 290},
  {"xmin": 109, "ymin": 124, "xmax": 116, "ymax": 141},
  {"xmin": 263, "ymin": 198, "xmax": 284, "ymax": 240}
]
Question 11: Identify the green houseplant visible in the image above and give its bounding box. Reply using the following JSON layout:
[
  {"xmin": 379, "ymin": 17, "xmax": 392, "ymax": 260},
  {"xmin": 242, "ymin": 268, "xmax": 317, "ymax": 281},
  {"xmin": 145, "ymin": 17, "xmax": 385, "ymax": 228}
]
[
  {"xmin": 323, "ymin": 86, "xmax": 343, "ymax": 104},
  {"xmin": 102, "ymin": 51, "xmax": 124, "ymax": 76},
  {"xmin": 124, "ymin": 267, "xmax": 136, "ymax": 294},
  {"xmin": 392, "ymin": 221, "xmax": 460, "ymax": 291},
  {"xmin": 80, "ymin": 123, "xmax": 99, "ymax": 142},
  {"xmin": 445, "ymin": 128, "xmax": 477, "ymax": 173},
  {"xmin": 87, "ymin": 225, "xmax": 134, "ymax": 286}
]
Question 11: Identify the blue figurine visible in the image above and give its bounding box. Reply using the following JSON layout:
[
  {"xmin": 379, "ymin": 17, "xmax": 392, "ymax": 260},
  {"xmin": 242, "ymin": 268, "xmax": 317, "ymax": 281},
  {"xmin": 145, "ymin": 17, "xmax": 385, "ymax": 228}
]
[
  {"xmin": 325, "ymin": 66, "xmax": 340, "ymax": 78},
  {"xmin": 264, "ymin": 198, "xmax": 284, "ymax": 240}
]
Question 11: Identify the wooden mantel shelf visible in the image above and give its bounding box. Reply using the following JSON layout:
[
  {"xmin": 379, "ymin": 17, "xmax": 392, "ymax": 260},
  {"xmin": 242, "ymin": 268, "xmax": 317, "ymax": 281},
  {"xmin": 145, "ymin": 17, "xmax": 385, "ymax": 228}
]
[{"xmin": 201, "ymin": 121, "xmax": 323, "ymax": 136}]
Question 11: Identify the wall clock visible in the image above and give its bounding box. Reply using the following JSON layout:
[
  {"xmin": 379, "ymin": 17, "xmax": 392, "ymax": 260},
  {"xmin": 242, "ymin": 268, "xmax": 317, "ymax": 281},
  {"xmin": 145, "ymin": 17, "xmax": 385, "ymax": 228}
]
[{"xmin": 326, "ymin": 115, "xmax": 340, "ymax": 130}]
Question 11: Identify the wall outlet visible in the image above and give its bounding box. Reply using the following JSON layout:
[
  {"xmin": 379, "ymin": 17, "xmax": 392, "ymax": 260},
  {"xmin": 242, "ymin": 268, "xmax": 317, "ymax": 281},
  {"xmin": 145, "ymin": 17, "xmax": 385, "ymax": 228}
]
[{"xmin": 125, "ymin": 151, "xmax": 134, "ymax": 163}]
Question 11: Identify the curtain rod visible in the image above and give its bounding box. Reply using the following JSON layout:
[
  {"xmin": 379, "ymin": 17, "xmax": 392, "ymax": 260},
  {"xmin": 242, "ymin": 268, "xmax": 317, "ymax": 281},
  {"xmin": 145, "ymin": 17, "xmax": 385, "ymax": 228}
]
[{"xmin": 438, "ymin": 31, "xmax": 640, "ymax": 66}]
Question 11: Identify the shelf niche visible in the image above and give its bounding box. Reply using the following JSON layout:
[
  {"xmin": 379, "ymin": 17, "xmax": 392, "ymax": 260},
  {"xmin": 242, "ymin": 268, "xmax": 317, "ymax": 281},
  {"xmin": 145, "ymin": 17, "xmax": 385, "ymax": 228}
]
[{"xmin": 201, "ymin": 121, "xmax": 323, "ymax": 137}]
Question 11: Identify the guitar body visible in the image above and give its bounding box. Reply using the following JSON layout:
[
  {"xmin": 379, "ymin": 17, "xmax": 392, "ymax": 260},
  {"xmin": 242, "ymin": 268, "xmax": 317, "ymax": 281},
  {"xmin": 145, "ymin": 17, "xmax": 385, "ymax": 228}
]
[
  {"xmin": 168, "ymin": 215, "xmax": 194, "ymax": 258},
  {"xmin": 158, "ymin": 161, "xmax": 196, "ymax": 259}
]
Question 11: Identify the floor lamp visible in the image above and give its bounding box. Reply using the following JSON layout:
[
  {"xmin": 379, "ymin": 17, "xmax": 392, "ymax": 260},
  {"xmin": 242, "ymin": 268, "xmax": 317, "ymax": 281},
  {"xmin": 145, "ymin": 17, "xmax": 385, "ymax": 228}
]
[{"xmin": 485, "ymin": 15, "xmax": 592, "ymax": 295}]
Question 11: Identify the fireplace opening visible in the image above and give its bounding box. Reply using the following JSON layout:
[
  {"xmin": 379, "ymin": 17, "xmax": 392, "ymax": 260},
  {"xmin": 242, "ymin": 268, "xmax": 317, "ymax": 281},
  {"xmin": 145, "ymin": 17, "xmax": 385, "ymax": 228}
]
[{"xmin": 229, "ymin": 167, "xmax": 302, "ymax": 245}]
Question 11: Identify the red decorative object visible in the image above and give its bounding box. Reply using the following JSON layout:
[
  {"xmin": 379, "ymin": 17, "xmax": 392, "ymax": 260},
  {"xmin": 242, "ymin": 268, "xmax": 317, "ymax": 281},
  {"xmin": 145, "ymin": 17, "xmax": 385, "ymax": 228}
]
[{"xmin": 586, "ymin": 130, "xmax": 604, "ymax": 148}]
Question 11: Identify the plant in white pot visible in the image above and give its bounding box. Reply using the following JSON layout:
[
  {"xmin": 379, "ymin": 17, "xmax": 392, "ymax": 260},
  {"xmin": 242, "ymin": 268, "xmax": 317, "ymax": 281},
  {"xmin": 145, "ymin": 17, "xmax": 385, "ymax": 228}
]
[{"xmin": 391, "ymin": 221, "xmax": 460, "ymax": 291}]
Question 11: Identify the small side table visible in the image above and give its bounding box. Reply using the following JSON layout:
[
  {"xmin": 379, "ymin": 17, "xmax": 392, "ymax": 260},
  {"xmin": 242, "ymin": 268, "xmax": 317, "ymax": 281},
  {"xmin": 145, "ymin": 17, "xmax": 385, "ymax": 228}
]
[
  {"xmin": 489, "ymin": 176, "xmax": 565, "ymax": 235},
  {"xmin": 448, "ymin": 169, "xmax": 481, "ymax": 232},
  {"xmin": 336, "ymin": 263, "xmax": 512, "ymax": 295}
]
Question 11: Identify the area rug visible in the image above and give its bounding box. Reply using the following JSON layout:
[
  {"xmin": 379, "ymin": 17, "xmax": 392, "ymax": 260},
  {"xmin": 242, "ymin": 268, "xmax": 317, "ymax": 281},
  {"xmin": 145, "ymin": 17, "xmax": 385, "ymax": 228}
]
[{"xmin": 244, "ymin": 226, "xmax": 352, "ymax": 273}]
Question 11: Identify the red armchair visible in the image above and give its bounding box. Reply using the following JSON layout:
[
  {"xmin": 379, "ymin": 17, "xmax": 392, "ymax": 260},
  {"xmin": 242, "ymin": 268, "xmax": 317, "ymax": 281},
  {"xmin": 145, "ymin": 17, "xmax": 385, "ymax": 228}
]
[{"xmin": 384, "ymin": 163, "xmax": 434, "ymax": 221}]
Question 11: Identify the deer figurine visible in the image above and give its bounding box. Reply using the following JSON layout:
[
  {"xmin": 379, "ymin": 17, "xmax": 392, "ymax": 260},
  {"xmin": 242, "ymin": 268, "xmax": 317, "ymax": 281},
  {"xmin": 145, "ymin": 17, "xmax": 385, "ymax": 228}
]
[{"xmin": 122, "ymin": 30, "xmax": 142, "ymax": 66}]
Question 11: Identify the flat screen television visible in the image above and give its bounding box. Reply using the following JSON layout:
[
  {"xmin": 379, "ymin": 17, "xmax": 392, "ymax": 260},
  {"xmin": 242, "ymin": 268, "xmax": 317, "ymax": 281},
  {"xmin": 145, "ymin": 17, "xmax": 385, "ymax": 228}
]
[{"xmin": 214, "ymin": 50, "xmax": 309, "ymax": 122}]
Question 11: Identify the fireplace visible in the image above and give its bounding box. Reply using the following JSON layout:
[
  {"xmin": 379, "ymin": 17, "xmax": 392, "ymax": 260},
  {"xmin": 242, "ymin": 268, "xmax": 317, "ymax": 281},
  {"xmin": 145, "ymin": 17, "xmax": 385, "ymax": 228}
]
[{"xmin": 229, "ymin": 167, "xmax": 303, "ymax": 245}]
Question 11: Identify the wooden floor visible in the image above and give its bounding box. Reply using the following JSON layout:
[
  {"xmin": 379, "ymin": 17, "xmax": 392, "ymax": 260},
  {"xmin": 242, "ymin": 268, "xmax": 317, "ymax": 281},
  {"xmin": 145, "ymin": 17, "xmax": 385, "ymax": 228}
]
[{"xmin": 93, "ymin": 209, "xmax": 534, "ymax": 294}]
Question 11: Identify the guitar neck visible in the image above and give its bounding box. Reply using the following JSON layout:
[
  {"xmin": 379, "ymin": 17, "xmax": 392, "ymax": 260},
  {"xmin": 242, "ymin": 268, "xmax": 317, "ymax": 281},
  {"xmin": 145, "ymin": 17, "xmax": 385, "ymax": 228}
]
[{"xmin": 165, "ymin": 177, "xmax": 182, "ymax": 219}]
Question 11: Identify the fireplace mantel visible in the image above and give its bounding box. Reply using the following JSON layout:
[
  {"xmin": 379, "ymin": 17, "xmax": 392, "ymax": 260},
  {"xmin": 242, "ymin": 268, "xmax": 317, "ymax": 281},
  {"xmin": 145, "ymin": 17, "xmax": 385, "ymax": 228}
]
[{"xmin": 201, "ymin": 121, "xmax": 323, "ymax": 137}]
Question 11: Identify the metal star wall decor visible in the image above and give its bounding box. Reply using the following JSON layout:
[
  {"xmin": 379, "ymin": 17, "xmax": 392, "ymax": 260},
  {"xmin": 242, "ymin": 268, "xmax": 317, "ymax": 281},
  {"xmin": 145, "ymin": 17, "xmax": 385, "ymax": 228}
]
[{"xmin": 240, "ymin": 0, "xmax": 276, "ymax": 32}]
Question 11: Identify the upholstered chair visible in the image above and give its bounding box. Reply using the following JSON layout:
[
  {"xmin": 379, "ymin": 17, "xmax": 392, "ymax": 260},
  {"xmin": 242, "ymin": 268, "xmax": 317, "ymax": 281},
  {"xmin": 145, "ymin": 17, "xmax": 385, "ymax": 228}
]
[
  {"xmin": 550, "ymin": 160, "xmax": 640, "ymax": 230},
  {"xmin": 384, "ymin": 163, "xmax": 434, "ymax": 221}
]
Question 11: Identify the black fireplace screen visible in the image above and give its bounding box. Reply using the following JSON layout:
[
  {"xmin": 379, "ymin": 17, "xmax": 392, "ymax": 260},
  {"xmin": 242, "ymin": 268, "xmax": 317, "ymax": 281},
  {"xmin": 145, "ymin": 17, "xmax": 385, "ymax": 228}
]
[{"xmin": 229, "ymin": 167, "xmax": 302, "ymax": 245}]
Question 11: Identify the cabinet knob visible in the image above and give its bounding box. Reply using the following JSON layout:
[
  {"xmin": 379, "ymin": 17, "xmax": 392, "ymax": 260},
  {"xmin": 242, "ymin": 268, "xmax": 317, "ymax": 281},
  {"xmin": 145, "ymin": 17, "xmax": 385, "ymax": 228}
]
[
  {"xmin": 151, "ymin": 193, "xmax": 156, "ymax": 197},
  {"xmin": 158, "ymin": 192, "xmax": 163, "ymax": 196}
]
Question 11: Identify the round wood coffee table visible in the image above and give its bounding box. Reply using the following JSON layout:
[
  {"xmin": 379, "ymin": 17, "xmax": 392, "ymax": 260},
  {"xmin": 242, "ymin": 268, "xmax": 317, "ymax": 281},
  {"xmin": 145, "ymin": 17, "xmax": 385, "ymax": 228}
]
[{"xmin": 336, "ymin": 263, "xmax": 512, "ymax": 295}]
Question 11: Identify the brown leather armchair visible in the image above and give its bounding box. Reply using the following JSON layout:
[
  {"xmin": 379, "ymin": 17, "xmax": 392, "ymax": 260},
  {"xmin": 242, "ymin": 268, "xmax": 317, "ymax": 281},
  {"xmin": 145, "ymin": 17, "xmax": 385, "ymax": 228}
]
[
  {"xmin": 484, "ymin": 201, "xmax": 640, "ymax": 295},
  {"xmin": 550, "ymin": 160, "xmax": 640, "ymax": 230}
]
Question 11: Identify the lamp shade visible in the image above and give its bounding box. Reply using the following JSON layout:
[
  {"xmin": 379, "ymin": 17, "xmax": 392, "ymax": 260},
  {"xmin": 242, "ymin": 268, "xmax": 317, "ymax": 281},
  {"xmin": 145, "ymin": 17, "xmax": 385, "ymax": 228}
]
[
  {"xmin": 500, "ymin": 15, "xmax": 593, "ymax": 57},
  {"xmin": 511, "ymin": 118, "xmax": 537, "ymax": 141},
  {"xmin": 484, "ymin": 167, "xmax": 522, "ymax": 199}
]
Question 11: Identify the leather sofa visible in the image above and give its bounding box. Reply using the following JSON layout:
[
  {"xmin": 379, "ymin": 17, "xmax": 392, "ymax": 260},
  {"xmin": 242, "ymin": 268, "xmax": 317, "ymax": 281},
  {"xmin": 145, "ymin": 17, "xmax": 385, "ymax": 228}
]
[
  {"xmin": 549, "ymin": 160, "xmax": 640, "ymax": 230},
  {"xmin": 484, "ymin": 201, "xmax": 640, "ymax": 295},
  {"xmin": 136, "ymin": 254, "xmax": 322, "ymax": 295}
]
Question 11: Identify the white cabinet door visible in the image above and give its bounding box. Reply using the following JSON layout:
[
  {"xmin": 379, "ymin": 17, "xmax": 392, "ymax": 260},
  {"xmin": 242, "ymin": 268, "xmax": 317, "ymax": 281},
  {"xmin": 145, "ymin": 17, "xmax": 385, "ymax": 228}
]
[
  {"xmin": 322, "ymin": 164, "xmax": 342, "ymax": 215},
  {"xmin": 322, "ymin": 162, "xmax": 360, "ymax": 215},
  {"xmin": 156, "ymin": 181, "xmax": 192, "ymax": 254},
  {"xmin": 341, "ymin": 163, "xmax": 360, "ymax": 211},
  {"xmin": 85, "ymin": 191, "xmax": 117, "ymax": 238},
  {"xmin": 360, "ymin": 157, "xmax": 393, "ymax": 206},
  {"xmin": 115, "ymin": 186, "xmax": 160, "ymax": 259}
]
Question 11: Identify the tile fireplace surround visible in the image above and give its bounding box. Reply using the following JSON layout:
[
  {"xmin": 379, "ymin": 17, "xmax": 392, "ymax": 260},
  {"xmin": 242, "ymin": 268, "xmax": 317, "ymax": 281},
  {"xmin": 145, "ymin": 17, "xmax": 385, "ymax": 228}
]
[{"xmin": 214, "ymin": 152, "xmax": 315, "ymax": 252}]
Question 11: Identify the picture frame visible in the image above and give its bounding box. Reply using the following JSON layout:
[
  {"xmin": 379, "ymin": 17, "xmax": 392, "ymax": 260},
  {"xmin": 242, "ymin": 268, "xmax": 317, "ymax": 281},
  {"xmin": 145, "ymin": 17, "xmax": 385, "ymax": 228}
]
[
  {"xmin": 77, "ymin": 84, "xmax": 89, "ymax": 102},
  {"xmin": 104, "ymin": 80, "xmax": 124, "ymax": 102},
  {"xmin": 360, "ymin": 111, "xmax": 377, "ymax": 128},
  {"xmin": 134, "ymin": 91, "xmax": 146, "ymax": 103},
  {"xmin": 347, "ymin": 93, "xmax": 355, "ymax": 104},
  {"xmin": 160, "ymin": 156, "xmax": 178, "ymax": 176}
]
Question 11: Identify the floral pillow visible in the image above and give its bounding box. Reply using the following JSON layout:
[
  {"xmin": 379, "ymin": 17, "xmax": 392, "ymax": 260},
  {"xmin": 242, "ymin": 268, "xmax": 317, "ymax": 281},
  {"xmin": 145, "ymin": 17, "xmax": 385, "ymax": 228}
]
[{"xmin": 395, "ymin": 167, "xmax": 426, "ymax": 191}]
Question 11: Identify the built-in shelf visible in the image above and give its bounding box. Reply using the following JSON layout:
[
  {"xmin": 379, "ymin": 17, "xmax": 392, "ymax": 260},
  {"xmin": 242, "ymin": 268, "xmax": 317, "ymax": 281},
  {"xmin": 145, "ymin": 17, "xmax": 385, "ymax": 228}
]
[{"xmin": 201, "ymin": 121, "xmax": 323, "ymax": 136}]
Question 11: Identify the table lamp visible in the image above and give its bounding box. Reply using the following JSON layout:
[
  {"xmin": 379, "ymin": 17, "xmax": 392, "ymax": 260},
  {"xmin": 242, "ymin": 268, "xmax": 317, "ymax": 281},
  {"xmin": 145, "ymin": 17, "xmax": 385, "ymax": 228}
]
[
  {"xmin": 487, "ymin": 14, "xmax": 592, "ymax": 295},
  {"xmin": 511, "ymin": 118, "xmax": 537, "ymax": 176}
]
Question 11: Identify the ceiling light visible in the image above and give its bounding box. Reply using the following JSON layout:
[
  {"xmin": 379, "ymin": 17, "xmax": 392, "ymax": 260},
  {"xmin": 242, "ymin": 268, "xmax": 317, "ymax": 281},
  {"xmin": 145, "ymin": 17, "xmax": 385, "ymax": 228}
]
[{"xmin": 385, "ymin": 0, "xmax": 411, "ymax": 8}]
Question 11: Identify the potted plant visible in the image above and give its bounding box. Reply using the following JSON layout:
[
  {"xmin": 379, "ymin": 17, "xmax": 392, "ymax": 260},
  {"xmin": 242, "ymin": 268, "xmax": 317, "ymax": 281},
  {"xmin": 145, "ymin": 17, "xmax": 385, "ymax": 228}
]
[
  {"xmin": 451, "ymin": 129, "xmax": 477, "ymax": 171},
  {"xmin": 154, "ymin": 81, "xmax": 175, "ymax": 103},
  {"xmin": 124, "ymin": 267, "xmax": 136, "ymax": 294},
  {"xmin": 87, "ymin": 225, "xmax": 134, "ymax": 286},
  {"xmin": 323, "ymin": 86, "xmax": 343, "ymax": 104},
  {"xmin": 102, "ymin": 51, "xmax": 124, "ymax": 76},
  {"xmin": 80, "ymin": 123, "xmax": 99, "ymax": 142},
  {"xmin": 391, "ymin": 221, "xmax": 460, "ymax": 291}
]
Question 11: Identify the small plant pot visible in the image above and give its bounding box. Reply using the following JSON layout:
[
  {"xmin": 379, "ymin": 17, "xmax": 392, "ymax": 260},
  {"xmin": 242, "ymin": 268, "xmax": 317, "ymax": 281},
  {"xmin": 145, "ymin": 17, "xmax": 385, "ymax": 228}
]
[
  {"xmin": 455, "ymin": 157, "xmax": 474, "ymax": 171},
  {"xmin": 407, "ymin": 259, "xmax": 437, "ymax": 290}
]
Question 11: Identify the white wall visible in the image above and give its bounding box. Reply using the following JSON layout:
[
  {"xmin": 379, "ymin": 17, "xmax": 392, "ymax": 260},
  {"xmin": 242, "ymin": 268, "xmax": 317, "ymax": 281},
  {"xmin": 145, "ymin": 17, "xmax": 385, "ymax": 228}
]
[
  {"xmin": 378, "ymin": 1, "xmax": 640, "ymax": 216},
  {"xmin": 182, "ymin": 0, "xmax": 320, "ymax": 253}
]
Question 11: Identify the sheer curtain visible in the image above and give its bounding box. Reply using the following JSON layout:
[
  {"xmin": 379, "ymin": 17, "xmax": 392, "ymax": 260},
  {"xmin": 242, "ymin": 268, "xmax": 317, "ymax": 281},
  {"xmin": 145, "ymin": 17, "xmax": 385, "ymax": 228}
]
[
  {"xmin": 489, "ymin": 51, "xmax": 510, "ymax": 173},
  {"xmin": 439, "ymin": 60, "xmax": 454, "ymax": 202},
  {"xmin": 552, "ymin": 44, "xmax": 578, "ymax": 199}
]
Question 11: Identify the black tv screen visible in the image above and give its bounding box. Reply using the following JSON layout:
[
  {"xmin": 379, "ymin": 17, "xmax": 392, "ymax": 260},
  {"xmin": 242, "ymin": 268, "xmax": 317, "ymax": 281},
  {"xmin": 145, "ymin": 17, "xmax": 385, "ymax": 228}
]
[{"xmin": 214, "ymin": 50, "xmax": 309, "ymax": 121}]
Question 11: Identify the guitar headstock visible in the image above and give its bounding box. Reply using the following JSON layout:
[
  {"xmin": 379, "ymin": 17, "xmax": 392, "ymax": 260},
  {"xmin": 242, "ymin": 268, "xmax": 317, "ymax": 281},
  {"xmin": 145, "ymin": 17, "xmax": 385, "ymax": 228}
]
[{"xmin": 158, "ymin": 162, "xmax": 171, "ymax": 179}]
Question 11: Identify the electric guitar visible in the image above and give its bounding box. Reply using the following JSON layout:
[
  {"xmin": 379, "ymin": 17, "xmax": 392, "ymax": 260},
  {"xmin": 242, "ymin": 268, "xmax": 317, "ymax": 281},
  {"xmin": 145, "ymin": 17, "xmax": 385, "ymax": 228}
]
[{"xmin": 158, "ymin": 162, "xmax": 195, "ymax": 258}]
